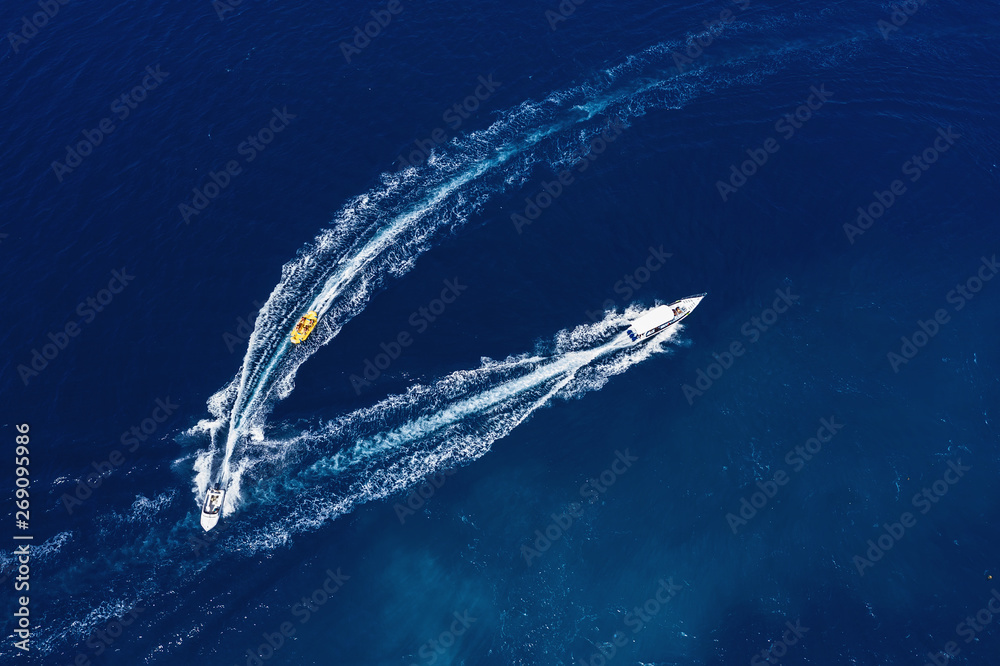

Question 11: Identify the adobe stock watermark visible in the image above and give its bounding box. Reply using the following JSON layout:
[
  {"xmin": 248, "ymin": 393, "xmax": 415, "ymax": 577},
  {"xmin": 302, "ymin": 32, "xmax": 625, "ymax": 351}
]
[
  {"xmin": 843, "ymin": 127, "xmax": 960, "ymax": 243},
  {"xmin": 681, "ymin": 287, "xmax": 799, "ymax": 405},
  {"xmin": 178, "ymin": 106, "xmax": 296, "ymax": 224},
  {"xmin": 223, "ymin": 299, "xmax": 265, "ymax": 353},
  {"xmin": 395, "ymin": 74, "xmax": 503, "ymax": 170},
  {"xmin": 878, "ymin": 0, "xmax": 930, "ymax": 39},
  {"xmin": 50, "ymin": 65, "xmax": 169, "ymax": 183},
  {"xmin": 852, "ymin": 458, "xmax": 971, "ymax": 576},
  {"xmin": 60, "ymin": 397, "xmax": 179, "ymax": 514},
  {"xmin": 408, "ymin": 610, "xmax": 477, "ymax": 666},
  {"xmin": 17, "ymin": 268, "xmax": 135, "ymax": 386},
  {"xmin": 725, "ymin": 417, "xmax": 845, "ymax": 534},
  {"xmin": 340, "ymin": 0, "xmax": 402, "ymax": 63},
  {"xmin": 393, "ymin": 469, "xmax": 457, "ymax": 523},
  {"xmin": 750, "ymin": 619, "xmax": 809, "ymax": 666},
  {"xmin": 924, "ymin": 588, "xmax": 1000, "ymax": 666},
  {"xmin": 716, "ymin": 84, "xmax": 833, "ymax": 202},
  {"xmin": 576, "ymin": 577, "xmax": 684, "ymax": 666},
  {"xmin": 671, "ymin": 0, "xmax": 752, "ymax": 73},
  {"xmin": 239, "ymin": 567, "xmax": 349, "ymax": 665},
  {"xmin": 544, "ymin": 0, "xmax": 589, "ymax": 30},
  {"xmin": 7, "ymin": 0, "xmax": 70, "ymax": 55},
  {"xmin": 512, "ymin": 119, "xmax": 626, "ymax": 234},
  {"xmin": 213, "ymin": 0, "xmax": 244, "ymax": 21},
  {"xmin": 349, "ymin": 278, "xmax": 468, "ymax": 394},
  {"xmin": 585, "ymin": 245, "xmax": 673, "ymax": 322},
  {"xmin": 887, "ymin": 255, "xmax": 997, "ymax": 372},
  {"xmin": 521, "ymin": 449, "xmax": 637, "ymax": 565}
]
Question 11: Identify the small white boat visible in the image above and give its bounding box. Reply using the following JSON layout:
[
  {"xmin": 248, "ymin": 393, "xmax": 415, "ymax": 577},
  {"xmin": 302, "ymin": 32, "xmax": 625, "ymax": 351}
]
[
  {"xmin": 200, "ymin": 488, "xmax": 225, "ymax": 531},
  {"xmin": 625, "ymin": 293, "xmax": 706, "ymax": 343}
]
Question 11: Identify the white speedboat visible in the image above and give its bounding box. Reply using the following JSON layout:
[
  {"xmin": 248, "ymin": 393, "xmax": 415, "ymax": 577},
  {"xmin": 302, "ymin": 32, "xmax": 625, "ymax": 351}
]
[
  {"xmin": 625, "ymin": 293, "xmax": 706, "ymax": 343},
  {"xmin": 200, "ymin": 488, "xmax": 225, "ymax": 531}
]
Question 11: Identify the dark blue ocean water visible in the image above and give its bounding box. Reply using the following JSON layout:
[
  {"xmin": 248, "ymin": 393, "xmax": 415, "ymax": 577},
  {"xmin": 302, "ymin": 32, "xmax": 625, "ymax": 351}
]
[{"xmin": 3, "ymin": 0, "xmax": 1000, "ymax": 663}]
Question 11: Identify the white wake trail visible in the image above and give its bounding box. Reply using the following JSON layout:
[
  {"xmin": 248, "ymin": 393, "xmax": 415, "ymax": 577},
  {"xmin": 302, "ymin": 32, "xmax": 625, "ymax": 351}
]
[
  {"xmin": 200, "ymin": 22, "xmax": 863, "ymax": 503},
  {"xmin": 217, "ymin": 307, "xmax": 678, "ymax": 551},
  {"xmin": 210, "ymin": 49, "xmax": 715, "ymax": 486}
]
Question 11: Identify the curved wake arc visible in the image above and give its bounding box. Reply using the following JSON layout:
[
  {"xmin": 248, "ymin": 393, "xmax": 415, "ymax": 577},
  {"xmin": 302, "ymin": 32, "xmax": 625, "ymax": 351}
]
[
  {"xmin": 223, "ymin": 306, "xmax": 684, "ymax": 545},
  {"xmin": 199, "ymin": 26, "xmax": 864, "ymax": 512}
]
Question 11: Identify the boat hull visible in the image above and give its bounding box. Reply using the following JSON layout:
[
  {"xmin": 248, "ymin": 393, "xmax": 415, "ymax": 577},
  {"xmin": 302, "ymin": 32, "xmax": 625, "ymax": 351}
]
[
  {"xmin": 200, "ymin": 488, "xmax": 225, "ymax": 531},
  {"xmin": 625, "ymin": 293, "xmax": 706, "ymax": 343},
  {"xmin": 291, "ymin": 311, "xmax": 319, "ymax": 344}
]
